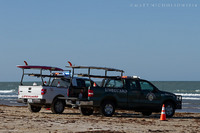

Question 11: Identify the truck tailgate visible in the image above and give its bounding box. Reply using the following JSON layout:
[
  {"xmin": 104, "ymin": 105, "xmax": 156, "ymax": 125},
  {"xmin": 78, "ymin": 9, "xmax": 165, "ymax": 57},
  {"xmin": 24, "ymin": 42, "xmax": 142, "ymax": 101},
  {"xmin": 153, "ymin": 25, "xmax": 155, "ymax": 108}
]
[{"xmin": 18, "ymin": 86, "xmax": 43, "ymax": 99}]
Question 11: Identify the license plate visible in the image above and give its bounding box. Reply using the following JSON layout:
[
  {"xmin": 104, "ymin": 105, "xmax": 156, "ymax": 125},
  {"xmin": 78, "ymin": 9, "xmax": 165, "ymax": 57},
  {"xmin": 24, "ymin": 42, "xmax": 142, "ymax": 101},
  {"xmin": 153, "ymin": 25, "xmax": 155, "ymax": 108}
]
[{"xmin": 28, "ymin": 99, "xmax": 33, "ymax": 103}]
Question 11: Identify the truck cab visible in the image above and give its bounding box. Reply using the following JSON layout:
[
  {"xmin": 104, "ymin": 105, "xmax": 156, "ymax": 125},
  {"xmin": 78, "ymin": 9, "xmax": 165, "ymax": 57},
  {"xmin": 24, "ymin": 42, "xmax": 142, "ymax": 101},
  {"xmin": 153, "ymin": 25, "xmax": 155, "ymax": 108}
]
[{"xmin": 101, "ymin": 77, "xmax": 182, "ymax": 117}]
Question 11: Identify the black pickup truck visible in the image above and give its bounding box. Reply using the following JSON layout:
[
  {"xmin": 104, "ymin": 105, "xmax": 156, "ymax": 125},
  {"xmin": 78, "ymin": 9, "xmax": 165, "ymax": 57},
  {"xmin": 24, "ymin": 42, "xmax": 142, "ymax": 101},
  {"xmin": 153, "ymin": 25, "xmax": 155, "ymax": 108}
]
[{"xmin": 66, "ymin": 66, "xmax": 182, "ymax": 117}]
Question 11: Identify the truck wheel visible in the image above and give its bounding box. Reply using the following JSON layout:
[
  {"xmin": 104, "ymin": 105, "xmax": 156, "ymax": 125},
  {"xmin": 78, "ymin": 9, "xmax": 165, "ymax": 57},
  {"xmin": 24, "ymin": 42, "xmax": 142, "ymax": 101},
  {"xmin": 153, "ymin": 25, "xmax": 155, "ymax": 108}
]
[
  {"xmin": 80, "ymin": 107, "xmax": 93, "ymax": 116},
  {"xmin": 51, "ymin": 99, "xmax": 65, "ymax": 114},
  {"xmin": 100, "ymin": 101, "xmax": 115, "ymax": 117},
  {"xmin": 164, "ymin": 102, "xmax": 175, "ymax": 118},
  {"xmin": 28, "ymin": 103, "xmax": 41, "ymax": 113},
  {"xmin": 141, "ymin": 111, "xmax": 152, "ymax": 116}
]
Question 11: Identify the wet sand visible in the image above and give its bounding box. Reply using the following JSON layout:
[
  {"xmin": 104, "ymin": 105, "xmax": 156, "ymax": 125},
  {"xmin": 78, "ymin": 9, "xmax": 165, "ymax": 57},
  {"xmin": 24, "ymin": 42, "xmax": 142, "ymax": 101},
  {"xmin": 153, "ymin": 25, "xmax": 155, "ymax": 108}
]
[{"xmin": 0, "ymin": 105, "xmax": 200, "ymax": 133}]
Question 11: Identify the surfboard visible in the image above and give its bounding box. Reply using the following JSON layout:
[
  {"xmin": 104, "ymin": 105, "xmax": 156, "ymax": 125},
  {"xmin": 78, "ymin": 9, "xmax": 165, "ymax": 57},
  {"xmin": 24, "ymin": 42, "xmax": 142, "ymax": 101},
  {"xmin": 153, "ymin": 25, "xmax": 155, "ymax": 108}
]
[{"xmin": 17, "ymin": 65, "xmax": 63, "ymax": 71}]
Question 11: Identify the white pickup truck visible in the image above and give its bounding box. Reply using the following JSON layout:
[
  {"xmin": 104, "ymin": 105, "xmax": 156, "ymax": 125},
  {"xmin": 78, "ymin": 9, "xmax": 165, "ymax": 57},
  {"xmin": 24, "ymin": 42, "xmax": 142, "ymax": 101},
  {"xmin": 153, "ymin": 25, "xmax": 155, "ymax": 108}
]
[{"xmin": 17, "ymin": 63, "xmax": 95, "ymax": 114}]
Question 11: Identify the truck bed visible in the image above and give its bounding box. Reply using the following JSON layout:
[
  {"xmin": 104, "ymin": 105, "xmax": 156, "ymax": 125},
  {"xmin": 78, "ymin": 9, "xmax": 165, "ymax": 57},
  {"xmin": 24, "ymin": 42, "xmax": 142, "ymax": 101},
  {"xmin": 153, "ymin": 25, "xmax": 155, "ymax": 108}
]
[
  {"xmin": 18, "ymin": 85, "xmax": 68, "ymax": 104},
  {"xmin": 18, "ymin": 85, "xmax": 44, "ymax": 99},
  {"xmin": 68, "ymin": 86, "xmax": 88, "ymax": 99}
]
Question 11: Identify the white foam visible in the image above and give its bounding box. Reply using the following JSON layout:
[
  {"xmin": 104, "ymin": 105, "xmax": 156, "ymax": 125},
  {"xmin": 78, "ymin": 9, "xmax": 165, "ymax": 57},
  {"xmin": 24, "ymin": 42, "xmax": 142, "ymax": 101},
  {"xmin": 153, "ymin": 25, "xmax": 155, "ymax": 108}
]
[
  {"xmin": 182, "ymin": 103, "xmax": 190, "ymax": 105},
  {"xmin": 183, "ymin": 97, "xmax": 200, "ymax": 100},
  {"xmin": 0, "ymin": 95, "xmax": 18, "ymax": 98},
  {"xmin": 195, "ymin": 90, "xmax": 200, "ymax": 92},
  {"xmin": 0, "ymin": 90, "xmax": 15, "ymax": 93},
  {"xmin": 175, "ymin": 93, "xmax": 200, "ymax": 97},
  {"xmin": 1, "ymin": 98, "xmax": 16, "ymax": 101}
]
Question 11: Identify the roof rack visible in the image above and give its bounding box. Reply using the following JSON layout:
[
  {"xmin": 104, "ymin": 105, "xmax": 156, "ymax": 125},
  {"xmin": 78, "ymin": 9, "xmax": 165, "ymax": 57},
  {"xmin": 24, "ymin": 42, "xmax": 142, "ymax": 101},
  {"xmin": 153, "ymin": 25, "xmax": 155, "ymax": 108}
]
[
  {"xmin": 66, "ymin": 65, "xmax": 124, "ymax": 79},
  {"xmin": 77, "ymin": 74, "xmax": 122, "ymax": 79},
  {"xmin": 17, "ymin": 61, "xmax": 66, "ymax": 85},
  {"xmin": 66, "ymin": 66, "xmax": 124, "ymax": 72},
  {"xmin": 27, "ymin": 74, "xmax": 66, "ymax": 78}
]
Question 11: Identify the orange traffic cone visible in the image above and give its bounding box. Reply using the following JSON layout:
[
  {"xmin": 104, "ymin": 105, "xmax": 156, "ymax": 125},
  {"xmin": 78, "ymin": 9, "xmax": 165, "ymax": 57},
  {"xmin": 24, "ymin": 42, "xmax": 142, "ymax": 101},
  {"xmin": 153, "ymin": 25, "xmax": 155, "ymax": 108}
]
[{"xmin": 160, "ymin": 104, "xmax": 166, "ymax": 121}]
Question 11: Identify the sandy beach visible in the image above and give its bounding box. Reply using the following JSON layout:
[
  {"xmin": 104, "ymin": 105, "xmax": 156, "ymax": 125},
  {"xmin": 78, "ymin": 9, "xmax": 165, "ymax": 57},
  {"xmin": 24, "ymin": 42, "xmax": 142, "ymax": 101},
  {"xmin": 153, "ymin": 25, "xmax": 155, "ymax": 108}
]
[{"xmin": 0, "ymin": 105, "xmax": 200, "ymax": 133}]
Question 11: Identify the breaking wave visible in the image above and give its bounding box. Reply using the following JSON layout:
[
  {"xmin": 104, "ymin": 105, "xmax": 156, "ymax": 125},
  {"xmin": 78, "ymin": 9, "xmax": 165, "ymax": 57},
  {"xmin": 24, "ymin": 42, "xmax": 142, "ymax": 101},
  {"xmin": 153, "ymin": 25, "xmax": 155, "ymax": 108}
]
[{"xmin": 0, "ymin": 90, "xmax": 15, "ymax": 93}]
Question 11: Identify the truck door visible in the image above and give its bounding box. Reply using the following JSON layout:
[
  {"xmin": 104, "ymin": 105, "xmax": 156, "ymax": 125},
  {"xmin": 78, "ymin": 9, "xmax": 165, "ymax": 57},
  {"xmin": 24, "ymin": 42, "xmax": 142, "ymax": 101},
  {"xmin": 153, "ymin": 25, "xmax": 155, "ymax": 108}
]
[
  {"xmin": 104, "ymin": 79, "xmax": 127, "ymax": 108},
  {"xmin": 127, "ymin": 79, "xmax": 141, "ymax": 109},
  {"xmin": 138, "ymin": 80, "xmax": 162, "ymax": 109}
]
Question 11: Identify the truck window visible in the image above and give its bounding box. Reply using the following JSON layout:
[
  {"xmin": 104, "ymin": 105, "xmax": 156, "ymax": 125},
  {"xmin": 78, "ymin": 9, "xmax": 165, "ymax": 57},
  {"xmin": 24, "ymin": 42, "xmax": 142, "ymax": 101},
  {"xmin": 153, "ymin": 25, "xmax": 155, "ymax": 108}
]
[
  {"xmin": 140, "ymin": 81, "xmax": 154, "ymax": 91},
  {"xmin": 77, "ymin": 79, "xmax": 91, "ymax": 87},
  {"xmin": 105, "ymin": 79, "xmax": 123, "ymax": 88},
  {"xmin": 51, "ymin": 79, "xmax": 70, "ymax": 87},
  {"xmin": 129, "ymin": 80, "xmax": 137, "ymax": 90},
  {"xmin": 85, "ymin": 80, "xmax": 91, "ymax": 87}
]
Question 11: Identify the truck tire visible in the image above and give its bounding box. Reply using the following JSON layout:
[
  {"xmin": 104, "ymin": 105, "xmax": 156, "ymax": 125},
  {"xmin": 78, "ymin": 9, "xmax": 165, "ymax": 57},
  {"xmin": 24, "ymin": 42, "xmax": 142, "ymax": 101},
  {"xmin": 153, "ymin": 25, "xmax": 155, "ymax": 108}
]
[
  {"xmin": 164, "ymin": 102, "xmax": 175, "ymax": 118},
  {"xmin": 51, "ymin": 99, "xmax": 65, "ymax": 114},
  {"xmin": 141, "ymin": 111, "xmax": 152, "ymax": 116},
  {"xmin": 100, "ymin": 101, "xmax": 115, "ymax": 117},
  {"xmin": 28, "ymin": 103, "xmax": 41, "ymax": 113},
  {"xmin": 80, "ymin": 107, "xmax": 93, "ymax": 116}
]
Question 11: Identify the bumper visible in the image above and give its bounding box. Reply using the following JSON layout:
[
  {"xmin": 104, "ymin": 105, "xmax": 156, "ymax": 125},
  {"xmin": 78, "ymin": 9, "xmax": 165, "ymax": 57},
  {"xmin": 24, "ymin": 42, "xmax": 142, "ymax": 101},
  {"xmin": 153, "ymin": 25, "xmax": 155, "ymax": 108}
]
[
  {"xmin": 17, "ymin": 98, "xmax": 46, "ymax": 104},
  {"xmin": 79, "ymin": 101, "xmax": 93, "ymax": 106},
  {"xmin": 176, "ymin": 95, "xmax": 182, "ymax": 109},
  {"xmin": 66, "ymin": 98, "xmax": 93, "ymax": 107}
]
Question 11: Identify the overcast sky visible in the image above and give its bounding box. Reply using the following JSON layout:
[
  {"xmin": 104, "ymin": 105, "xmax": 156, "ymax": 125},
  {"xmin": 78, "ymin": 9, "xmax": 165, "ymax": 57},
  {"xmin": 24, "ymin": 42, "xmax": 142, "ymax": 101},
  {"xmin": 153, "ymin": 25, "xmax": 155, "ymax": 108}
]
[{"xmin": 0, "ymin": 0, "xmax": 200, "ymax": 81}]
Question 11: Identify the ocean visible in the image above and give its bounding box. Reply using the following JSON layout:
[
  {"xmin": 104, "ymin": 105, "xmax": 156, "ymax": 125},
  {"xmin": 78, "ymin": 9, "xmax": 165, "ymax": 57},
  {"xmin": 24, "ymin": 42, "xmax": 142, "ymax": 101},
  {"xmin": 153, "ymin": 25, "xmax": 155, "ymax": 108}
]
[{"xmin": 0, "ymin": 81, "xmax": 200, "ymax": 113}]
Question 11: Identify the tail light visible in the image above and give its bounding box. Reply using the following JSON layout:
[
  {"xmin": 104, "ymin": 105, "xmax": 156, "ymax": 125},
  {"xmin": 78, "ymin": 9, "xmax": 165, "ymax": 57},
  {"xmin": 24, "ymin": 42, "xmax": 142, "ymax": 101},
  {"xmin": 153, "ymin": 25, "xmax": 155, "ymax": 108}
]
[
  {"xmin": 88, "ymin": 89, "xmax": 94, "ymax": 97},
  {"xmin": 41, "ymin": 89, "xmax": 47, "ymax": 95}
]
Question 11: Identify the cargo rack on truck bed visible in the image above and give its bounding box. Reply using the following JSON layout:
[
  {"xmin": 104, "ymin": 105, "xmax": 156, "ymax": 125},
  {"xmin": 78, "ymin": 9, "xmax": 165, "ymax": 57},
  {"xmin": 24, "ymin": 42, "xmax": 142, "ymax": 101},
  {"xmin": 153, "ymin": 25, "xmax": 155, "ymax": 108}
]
[
  {"xmin": 17, "ymin": 62, "xmax": 70, "ymax": 85},
  {"xmin": 66, "ymin": 66, "xmax": 124, "ymax": 79}
]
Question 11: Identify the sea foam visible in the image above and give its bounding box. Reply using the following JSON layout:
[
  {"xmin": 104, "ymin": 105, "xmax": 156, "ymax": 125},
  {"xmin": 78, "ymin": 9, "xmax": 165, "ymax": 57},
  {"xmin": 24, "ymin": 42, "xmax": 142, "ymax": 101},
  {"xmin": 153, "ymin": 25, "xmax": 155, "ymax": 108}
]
[{"xmin": 0, "ymin": 90, "xmax": 15, "ymax": 93}]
